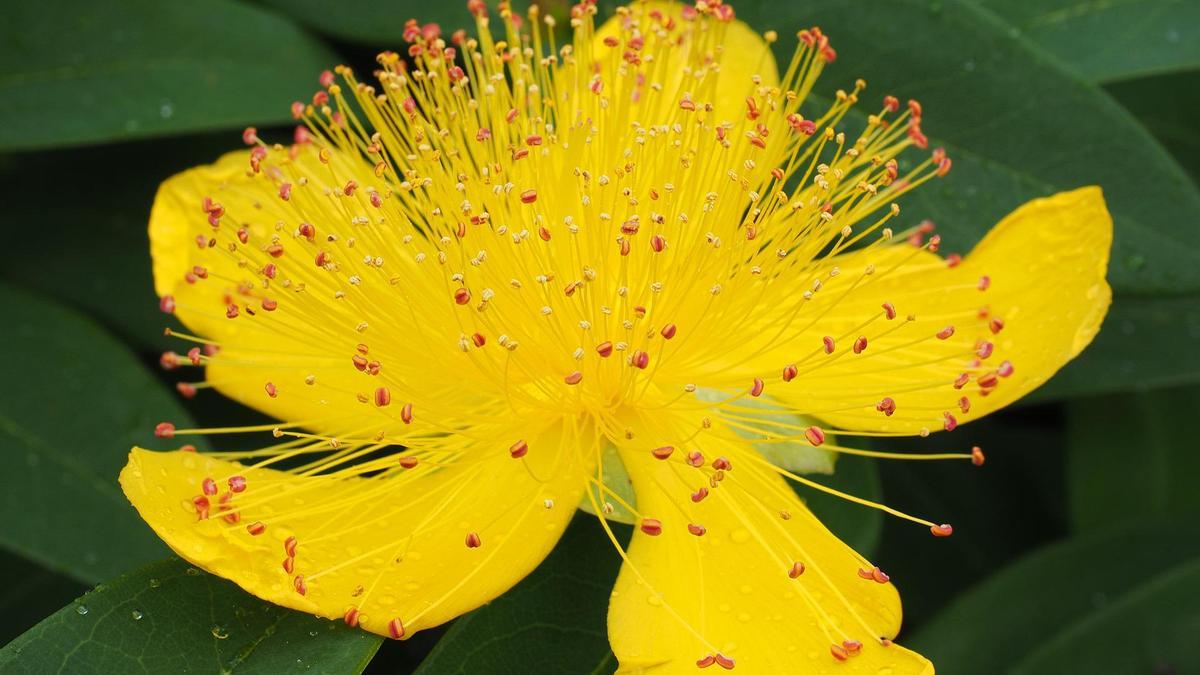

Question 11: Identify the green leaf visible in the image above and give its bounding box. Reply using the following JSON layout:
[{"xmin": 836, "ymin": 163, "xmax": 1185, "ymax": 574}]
[
  {"xmin": 802, "ymin": 454, "xmax": 883, "ymax": 558},
  {"xmin": 255, "ymin": 0, "xmax": 419, "ymax": 46},
  {"xmin": 0, "ymin": 283, "xmax": 207, "ymax": 584},
  {"xmin": 1105, "ymin": 71, "xmax": 1200, "ymax": 184},
  {"xmin": 415, "ymin": 514, "xmax": 621, "ymax": 675},
  {"xmin": 909, "ymin": 519, "xmax": 1200, "ymax": 674},
  {"xmin": 1065, "ymin": 385, "xmax": 1200, "ymax": 531},
  {"xmin": 970, "ymin": 0, "xmax": 1200, "ymax": 83},
  {"xmin": 1034, "ymin": 293, "xmax": 1200, "ymax": 400},
  {"xmin": 749, "ymin": 0, "xmax": 1200, "ymax": 295},
  {"xmin": 0, "ymin": 0, "xmax": 339, "ymax": 151},
  {"xmin": 0, "ymin": 558, "xmax": 382, "ymax": 674},
  {"xmin": 0, "ymin": 552, "xmax": 88, "ymax": 647}
]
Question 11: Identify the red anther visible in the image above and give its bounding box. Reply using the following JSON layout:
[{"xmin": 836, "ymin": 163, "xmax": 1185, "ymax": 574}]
[
  {"xmin": 989, "ymin": 317, "xmax": 1005, "ymax": 334},
  {"xmin": 872, "ymin": 566, "xmax": 891, "ymax": 584},
  {"xmin": 882, "ymin": 302, "xmax": 897, "ymax": 320},
  {"xmin": 265, "ymin": 382, "xmax": 278, "ymax": 398},
  {"xmin": 843, "ymin": 640, "xmax": 863, "ymax": 655},
  {"xmin": 298, "ymin": 222, "xmax": 315, "ymax": 241},
  {"xmin": 853, "ymin": 336, "xmax": 868, "ymax": 354},
  {"xmin": 388, "ymin": 618, "xmax": 406, "ymax": 640},
  {"xmin": 782, "ymin": 363, "xmax": 798, "ymax": 382},
  {"xmin": 537, "ymin": 226, "xmax": 552, "ymax": 242},
  {"xmin": 805, "ymin": 426, "xmax": 825, "ymax": 447},
  {"xmin": 620, "ymin": 219, "xmax": 640, "ymax": 236},
  {"xmin": 978, "ymin": 275, "xmax": 992, "ymax": 291},
  {"xmin": 564, "ymin": 371, "xmax": 583, "ymax": 385},
  {"xmin": 159, "ymin": 295, "xmax": 176, "ymax": 314},
  {"xmin": 352, "ymin": 355, "xmax": 369, "ymax": 372},
  {"xmin": 714, "ymin": 653, "xmax": 735, "ymax": 670},
  {"xmin": 596, "ymin": 342, "xmax": 614, "ymax": 358},
  {"xmin": 371, "ymin": 192, "xmax": 383, "ymax": 208},
  {"xmin": 936, "ymin": 326, "xmax": 956, "ymax": 340},
  {"xmin": 798, "ymin": 119, "xmax": 817, "ymax": 135},
  {"xmin": 679, "ymin": 97, "xmax": 696, "ymax": 112},
  {"xmin": 564, "ymin": 282, "xmax": 579, "ymax": 297},
  {"xmin": 261, "ymin": 297, "xmax": 278, "ymax": 312},
  {"xmin": 366, "ymin": 361, "xmax": 381, "ymax": 376},
  {"xmin": 247, "ymin": 521, "xmax": 266, "ymax": 536},
  {"xmin": 471, "ymin": 332, "xmax": 486, "ymax": 347},
  {"xmin": 225, "ymin": 303, "xmax": 239, "ymax": 319},
  {"xmin": 201, "ymin": 478, "xmax": 217, "ymax": 496},
  {"xmin": 356, "ymin": 343, "xmax": 369, "ymax": 355},
  {"xmin": 191, "ymin": 265, "xmax": 208, "ymax": 280},
  {"xmin": 881, "ymin": 638, "xmax": 894, "ymax": 647},
  {"xmin": 958, "ymin": 396, "xmax": 971, "ymax": 413},
  {"xmin": 160, "ymin": 351, "xmax": 179, "ymax": 370},
  {"xmin": 181, "ymin": 444, "xmax": 197, "ymax": 453},
  {"xmin": 954, "ymin": 372, "xmax": 970, "ymax": 389},
  {"xmin": 312, "ymin": 88, "xmax": 329, "ymax": 106},
  {"xmin": 400, "ymin": 402, "xmax": 414, "ymax": 424},
  {"xmin": 876, "ymin": 397, "xmax": 896, "ymax": 416},
  {"xmin": 823, "ymin": 336, "xmax": 835, "ymax": 354},
  {"xmin": 977, "ymin": 371, "xmax": 1000, "ymax": 388},
  {"xmin": 633, "ymin": 305, "xmax": 647, "ymax": 319},
  {"xmin": 660, "ymin": 323, "xmax": 677, "ymax": 340},
  {"xmin": 857, "ymin": 567, "xmax": 875, "ymax": 580},
  {"xmin": 267, "ymin": 244, "xmax": 285, "ymax": 258},
  {"xmin": 998, "ymin": 360, "xmax": 1014, "ymax": 377},
  {"xmin": 977, "ymin": 341, "xmax": 994, "ymax": 359},
  {"xmin": 279, "ymin": 182, "xmax": 292, "ymax": 201},
  {"xmin": 691, "ymin": 487, "xmax": 709, "ymax": 503},
  {"xmin": 788, "ymin": 561, "xmax": 806, "ymax": 578},
  {"xmin": 263, "ymin": 263, "xmax": 277, "ymax": 278},
  {"xmin": 907, "ymin": 125, "xmax": 929, "ymax": 149},
  {"xmin": 187, "ymin": 347, "xmax": 201, "ymax": 365},
  {"xmin": 712, "ymin": 457, "xmax": 732, "ymax": 471},
  {"xmin": 696, "ymin": 655, "xmax": 716, "ymax": 669},
  {"xmin": 820, "ymin": 45, "xmax": 837, "ymax": 62},
  {"xmin": 402, "ymin": 96, "xmax": 417, "ymax": 115},
  {"xmin": 632, "ymin": 350, "xmax": 650, "ymax": 369},
  {"xmin": 155, "ymin": 422, "xmax": 176, "ymax": 439},
  {"xmin": 511, "ymin": 147, "xmax": 529, "ymax": 162},
  {"xmin": 343, "ymin": 607, "xmax": 360, "ymax": 628},
  {"xmin": 937, "ymin": 157, "xmax": 953, "ymax": 177},
  {"xmin": 831, "ymin": 644, "xmax": 849, "ymax": 662},
  {"xmin": 943, "ymin": 412, "xmax": 959, "ymax": 431},
  {"xmin": 398, "ymin": 456, "xmax": 419, "ymax": 469},
  {"xmin": 687, "ymin": 523, "xmax": 706, "ymax": 537},
  {"xmin": 640, "ymin": 518, "xmax": 663, "ymax": 536},
  {"xmin": 652, "ymin": 446, "xmax": 675, "ymax": 460},
  {"xmin": 453, "ymin": 288, "xmax": 471, "ymax": 305},
  {"xmin": 510, "ymin": 440, "xmax": 529, "ymax": 459},
  {"xmin": 686, "ymin": 451, "xmax": 705, "ymax": 468},
  {"xmin": 928, "ymin": 234, "xmax": 942, "ymax": 253},
  {"xmin": 374, "ymin": 386, "xmax": 391, "ymax": 407},
  {"xmin": 342, "ymin": 180, "xmax": 358, "ymax": 196},
  {"xmin": 319, "ymin": 69, "xmax": 335, "ymax": 88},
  {"xmin": 228, "ymin": 475, "xmax": 246, "ymax": 493},
  {"xmin": 525, "ymin": 134, "xmax": 543, "ymax": 146},
  {"xmin": 281, "ymin": 556, "xmax": 294, "ymax": 574},
  {"xmin": 971, "ymin": 446, "xmax": 986, "ymax": 466},
  {"xmin": 519, "ymin": 189, "xmax": 537, "ymax": 204},
  {"xmin": 650, "ymin": 234, "xmax": 666, "ymax": 252},
  {"xmin": 291, "ymin": 100, "xmax": 306, "ymax": 119},
  {"xmin": 465, "ymin": 532, "xmax": 482, "ymax": 548},
  {"xmin": 191, "ymin": 495, "xmax": 210, "ymax": 519},
  {"xmin": 618, "ymin": 238, "xmax": 631, "ymax": 256},
  {"xmin": 749, "ymin": 378, "xmax": 765, "ymax": 397},
  {"xmin": 242, "ymin": 126, "xmax": 258, "ymax": 146},
  {"xmin": 283, "ymin": 535, "xmax": 298, "ymax": 558},
  {"xmin": 907, "ymin": 99, "xmax": 924, "ymax": 119},
  {"xmin": 883, "ymin": 95, "xmax": 900, "ymax": 112},
  {"xmin": 946, "ymin": 253, "xmax": 963, "ymax": 267},
  {"xmin": 749, "ymin": 136, "xmax": 766, "ymax": 149},
  {"xmin": 293, "ymin": 125, "xmax": 311, "ymax": 145},
  {"xmin": 176, "ymin": 383, "xmax": 197, "ymax": 399},
  {"xmin": 931, "ymin": 523, "xmax": 954, "ymax": 537}
]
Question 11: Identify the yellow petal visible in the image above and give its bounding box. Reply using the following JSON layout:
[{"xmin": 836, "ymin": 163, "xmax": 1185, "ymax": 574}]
[
  {"xmin": 591, "ymin": 1, "xmax": 779, "ymax": 123},
  {"xmin": 604, "ymin": 416, "xmax": 932, "ymax": 673},
  {"xmin": 120, "ymin": 422, "xmax": 587, "ymax": 637},
  {"xmin": 753, "ymin": 187, "xmax": 1112, "ymax": 434}
]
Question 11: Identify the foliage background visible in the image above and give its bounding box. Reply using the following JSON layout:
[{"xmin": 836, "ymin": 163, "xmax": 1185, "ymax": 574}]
[{"xmin": 1, "ymin": 0, "xmax": 1198, "ymax": 672}]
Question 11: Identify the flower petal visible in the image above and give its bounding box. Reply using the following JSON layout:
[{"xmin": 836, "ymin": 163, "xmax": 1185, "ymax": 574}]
[
  {"xmin": 754, "ymin": 187, "xmax": 1112, "ymax": 434},
  {"xmin": 605, "ymin": 420, "xmax": 932, "ymax": 673},
  {"xmin": 120, "ymin": 423, "xmax": 587, "ymax": 637},
  {"xmin": 591, "ymin": 1, "xmax": 779, "ymax": 123}
]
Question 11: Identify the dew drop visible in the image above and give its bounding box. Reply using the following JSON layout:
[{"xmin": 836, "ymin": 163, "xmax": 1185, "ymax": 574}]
[
  {"xmin": 149, "ymin": 578, "xmax": 161, "ymax": 588},
  {"xmin": 211, "ymin": 625, "xmax": 229, "ymax": 639},
  {"xmin": 308, "ymin": 630, "xmax": 319, "ymax": 637},
  {"xmin": 75, "ymin": 604, "xmax": 89, "ymax": 616},
  {"xmin": 131, "ymin": 609, "xmax": 144, "ymax": 621},
  {"xmin": 646, "ymin": 594, "xmax": 663, "ymax": 607},
  {"xmin": 159, "ymin": 102, "xmax": 175, "ymax": 119},
  {"xmin": 737, "ymin": 612, "xmax": 752, "ymax": 623},
  {"xmin": 730, "ymin": 529, "xmax": 750, "ymax": 544},
  {"xmin": 186, "ymin": 567, "xmax": 200, "ymax": 576}
]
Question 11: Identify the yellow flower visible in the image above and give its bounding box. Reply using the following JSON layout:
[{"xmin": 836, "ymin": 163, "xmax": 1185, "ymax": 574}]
[{"xmin": 120, "ymin": 1, "xmax": 1111, "ymax": 671}]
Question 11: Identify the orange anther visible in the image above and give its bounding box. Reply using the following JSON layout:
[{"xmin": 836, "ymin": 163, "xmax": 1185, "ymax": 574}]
[
  {"xmin": 640, "ymin": 518, "xmax": 663, "ymax": 536},
  {"xmin": 465, "ymin": 532, "xmax": 482, "ymax": 548},
  {"xmin": 652, "ymin": 446, "xmax": 675, "ymax": 460},
  {"xmin": 510, "ymin": 440, "xmax": 529, "ymax": 459},
  {"xmin": 931, "ymin": 523, "xmax": 954, "ymax": 537}
]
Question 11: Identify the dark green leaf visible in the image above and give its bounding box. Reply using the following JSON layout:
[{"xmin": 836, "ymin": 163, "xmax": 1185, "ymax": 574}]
[
  {"xmin": 0, "ymin": 558, "xmax": 382, "ymax": 674},
  {"xmin": 256, "ymin": 0, "xmax": 423, "ymax": 46},
  {"xmin": 802, "ymin": 454, "xmax": 883, "ymax": 557},
  {"xmin": 415, "ymin": 514, "xmax": 621, "ymax": 675},
  {"xmin": 0, "ymin": 552, "xmax": 88, "ymax": 647},
  {"xmin": 909, "ymin": 519, "xmax": 1200, "ymax": 675},
  {"xmin": 1066, "ymin": 385, "xmax": 1200, "ymax": 531},
  {"xmin": 1034, "ymin": 293, "xmax": 1200, "ymax": 400},
  {"xmin": 1106, "ymin": 71, "xmax": 1200, "ymax": 185},
  {"xmin": 971, "ymin": 0, "xmax": 1200, "ymax": 83},
  {"xmin": 751, "ymin": 0, "xmax": 1200, "ymax": 295},
  {"xmin": 0, "ymin": 284, "xmax": 207, "ymax": 583},
  {"xmin": 0, "ymin": 0, "xmax": 338, "ymax": 151}
]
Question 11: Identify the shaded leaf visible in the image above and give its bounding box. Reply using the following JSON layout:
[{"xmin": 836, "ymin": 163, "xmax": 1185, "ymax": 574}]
[
  {"xmin": 0, "ymin": 558, "xmax": 381, "ymax": 674},
  {"xmin": 0, "ymin": 0, "xmax": 338, "ymax": 150},
  {"xmin": 0, "ymin": 552, "xmax": 88, "ymax": 647},
  {"xmin": 909, "ymin": 519, "xmax": 1200, "ymax": 674},
  {"xmin": 972, "ymin": 0, "xmax": 1200, "ymax": 83},
  {"xmin": 0, "ymin": 284, "xmax": 207, "ymax": 583},
  {"xmin": 1106, "ymin": 71, "xmax": 1200, "ymax": 184},
  {"xmin": 1066, "ymin": 384, "xmax": 1200, "ymax": 531}
]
